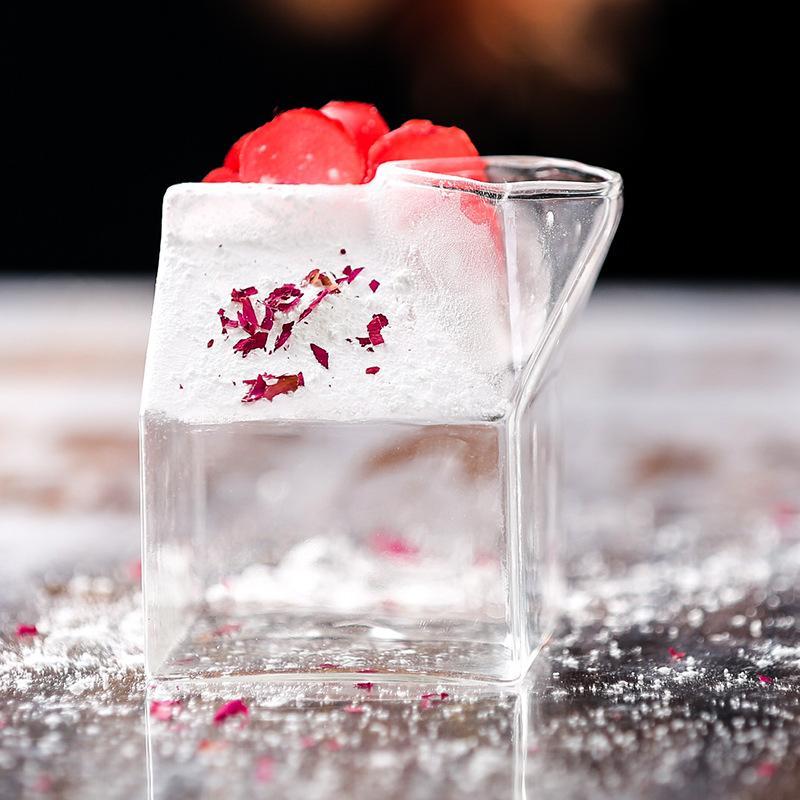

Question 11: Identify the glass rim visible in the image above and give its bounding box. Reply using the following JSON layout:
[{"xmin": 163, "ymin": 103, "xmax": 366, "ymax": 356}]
[{"xmin": 375, "ymin": 155, "xmax": 622, "ymax": 199}]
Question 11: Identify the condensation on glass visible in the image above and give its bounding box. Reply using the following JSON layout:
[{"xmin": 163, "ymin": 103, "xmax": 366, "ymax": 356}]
[{"xmin": 140, "ymin": 156, "xmax": 622, "ymax": 682}]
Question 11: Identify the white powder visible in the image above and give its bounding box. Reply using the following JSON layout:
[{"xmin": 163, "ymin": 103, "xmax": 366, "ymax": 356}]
[{"xmin": 141, "ymin": 182, "xmax": 516, "ymax": 424}]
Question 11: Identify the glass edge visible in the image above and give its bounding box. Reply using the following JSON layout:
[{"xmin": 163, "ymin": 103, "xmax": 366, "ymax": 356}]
[{"xmin": 375, "ymin": 155, "xmax": 623, "ymax": 199}]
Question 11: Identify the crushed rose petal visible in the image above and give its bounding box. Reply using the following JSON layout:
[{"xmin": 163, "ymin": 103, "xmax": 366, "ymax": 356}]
[
  {"xmin": 149, "ymin": 699, "xmax": 181, "ymax": 721},
  {"xmin": 357, "ymin": 668, "xmax": 378, "ymax": 674},
  {"xmin": 668, "ymin": 646, "xmax": 686, "ymax": 660},
  {"xmin": 337, "ymin": 266, "xmax": 364, "ymax": 284},
  {"xmin": 273, "ymin": 321, "xmax": 295, "ymax": 350},
  {"xmin": 298, "ymin": 288, "xmax": 337, "ymax": 322},
  {"xmin": 344, "ymin": 705, "xmax": 365, "ymax": 714},
  {"xmin": 231, "ymin": 287, "xmax": 258, "ymax": 302},
  {"xmin": 237, "ymin": 297, "xmax": 259, "ymax": 332},
  {"xmin": 355, "ymin": 682, "xmax": 373, "ymax": 692},
  {"xmin": 213, "ymin": 699, "xmax": 249, "ymax": 725},
  {"xmin": 757, "ymin": 674, "xmax": 774, "ymax": 684},
  {"xmin": 303, "ymin": 269, "xmax": 337, "ymax": 289},
  {"xmin": 310, "ymin": 343, "xmax": 329, "ymax": 369},
  {"xmin": 757, "ymin": 762, "xmax": 777, "ymax": 778},
  {"xmin": 213, "ymin": 623, "xmax": 242, "ymax": 636},
  {"xmin": 233, "ymin": 331, "xmax": 268, "ymax": 357},
  {"xmin": 369, "ymin": 279, "xmax": 380, "ymax": 292},
  {"xmin": 317, "ymin": 662, "xmax": 340, "ymax": 670},
  {"xmin": 419, "ymin": 692, "xmax": 448, "ymax": 710},
  {"xmin": 260, "ymin": 304, "xmax": 275, "ymax": 331},
  {"xmin": 254, "ymin": 756, "xmax": 275, "ymax": 784},
  {"xmin": 369, "ymin": 530, "xmax": 418, "ymax": 557},
  {"xmin": 242, "ymin": 373, "xmax": 304, "ymax": 403},
  {"xmin": 365, "ymin": 366, "xmax": 380, "ymax": 375},
  {"xmin": 15, "ymin": 624, "xmax": 38, "ymax": 637},
  {"xmin": 266, "ymin": 283, "xmax": 303, "ymax": 312},
  {"xmin": 207, "ymin": 339, "xmax": 214, "ymax": 348},
  {"xmin": 366, "ymin": 313, "xmax": 389, "ymax": 345},
  {"xmin": 217, "ymin": 308, "xmax": 239, "ymax": 334}
]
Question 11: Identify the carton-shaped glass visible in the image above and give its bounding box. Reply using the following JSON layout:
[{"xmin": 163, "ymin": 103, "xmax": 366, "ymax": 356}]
[{"xmin": 141, "ymin": 157, "xmax": 622, "ymax": 681}]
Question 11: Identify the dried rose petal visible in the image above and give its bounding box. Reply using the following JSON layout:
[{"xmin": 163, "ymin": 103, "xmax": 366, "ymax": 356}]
[
  {"xmin": 273, "ymin": 322, "xmax": 295, "ymax": 350},
  {"xmin": 757, "ymin": 762, "xmax": 777, "ymax": 778},
  {"xmin": 367, "ymin": 313, "xmax": 389, "ymax": 346},
  {"xmin": 231, "ymin": 287, "xmax": 258, "ymax": 301},
  {"xmin": 260, "ymin": 304, "xmax": 275, "ymax": 331},
  {"xmin": 365, "ymin": 366, "xmax": 380, "ymax": 375},
  {"xmin": 757, "ymin": 674, "xmax": 774, "ymax": 684},
  {"xmin": 213, "ymin": 623, "xmax": 241, "ymax": 636},
  {"xmin": 369, "ymin": 530, "xmax": 418, "ymax": 557},
  {"xmin": 207, "ymin": 339, "xmax": 214, "ymax": 348},
  {"xmin": 233, "ymin": 331, "xmax": 269, "ymax": 357},
  {"xmin": 242, "ymin": 373, "xmax": 304, "ymax": 403},
  {"xmin": 217, "ymin": 308, "xmax": 239, "ymax": 334},
  {"xmin": 303, "ymin": 269, "xmax": 337, "ymax": 289},
  {"xmin": 149, "ymin": 699, "xmax": 181, "ymax": 721},
  {"xmin": 299, "ymin": 288, "xmax": 336, "ymax": 322},
  {"xmin": 15, "ymin": 624, "xmax": 38, "ymax": 637},
  {"xmin": 419, "ymin": 692, "xmax": 448, "ymax": 710},
  {"xmin": 238, "ymin": 297, "xmax": 259, "ymax": 331},
  {"xmin": 668, "ymin": 646, "xmax": 686, "ymax": 660},
  {"xmin": 355, "ymin": 682, "xmax": 373, "ymax": 692},
  {"xmin": 337, "ymin": 266, "xmax": 364, "ymax": 285},
  {"xmin": 255, "ymin": 755, "xmax": 275, "ymax": 784},
  {"xmin": 310, "ymin": 343, "xmax": 329, "ymax": 369},
  {"xmin": 213, "ymin": 698, "xmax": 249, "ymax": 725},
  {"xmin": 369, "ymin": 279, "xmax": 380, "ymax": 293},
  {"xmin": 266, "ymin": 284, "xmax": 303, "ymax": 313}
]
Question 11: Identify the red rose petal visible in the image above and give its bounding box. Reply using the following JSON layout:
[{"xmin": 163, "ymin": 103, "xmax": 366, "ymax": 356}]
[
  {"xmin": 255, "ymin": 755, "xmax": 275, "ymax": 784},
  {"xmin": 213, "ymin": 698, "xmax": 249, "ymax": 725},
  {"xmin": 15, "ymin": 624, "xmax": 38, "ymax": 637},
  {"xmin": 355, "ymin": 682, "xmax": 373, "ymax": 692},
  {"xmin": 369, "ymin": 530, "xmax": 417, "ymax": 557},
  {"xmin": 149, "ymin": 699, "xmax": 181, "ymax": 721},
  {"xmin": 223, "ymin": 130, "xmax": 253, "ymax": 172},
  {"xmin": 242, "ymin": 373, "xmax": 304, "ymax": 403},
  {"xmin": 260, "ymin": 304, "xmax": 275, "ymax": 331},
  {"xmin": 320, "ymin": 101, "xmax": 390, "ymax": 159},
  {"xmin": 310, "ymin": 343, "xmax": 329, "ymax": 369},
  {"xmin": 366, "ymin": 119, "xmax": 479, "ymax": 181},
  {"xmin": 336, "ymin": 266, "xmax": 363, "ymax": 285},
  {"xmin": 344, "ymin": 705, "xmax": 364, "ymax": 714},
  {"xmin": 233, "ymin": 331, "xmax": 268, "ymax": 357},
  {"xmin": 238, "ymin": 297, "xmax": 259, "ymax": 332},
  {"xmin": 231, "ymin": 287, "xmax": 258, "ymax": 301},
  {"xmin": 203, "ymin": 166, "xmax": 241, "ymax": 183},
  {"xmin": 757, "ymin": 674, "xmax": 774, "ymax": 684},
  {"xmin": 217, "ymin": 308, "xmax": 239, "ymax": 334},
  {"xmin": 367, "ymin": 313, "xmax": 389, "ymax": 346},
  {"xmin": 239, "ymin": 108, "xmax": 365, "ymax": 184},
  {"xmin": 369, "ymin": 279, "xmax": 380, "ymax": 293},
  {"xmin": 265, "ymin": 284, "xmax": 303, "ymax": 312},
  {"xmin": 668, "ymin": 646, "xmax": 686, "ymax": 661},
  {"xmin": 298, "ymin": 288, "xmax": 336, "ymax": 322},
  {"xmin": 365, "ymin": 366, "xmax": 380, "ymax": 375},
  {"xmin": 273, "ymin": 321, "xmax": 294, "ymax": 350}
]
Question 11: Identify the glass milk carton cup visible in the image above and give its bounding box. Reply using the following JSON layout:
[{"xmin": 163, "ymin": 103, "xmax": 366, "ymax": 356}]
[{"xmin": 141, "ymin": 156, "xmax": 622, "ymax": 682}]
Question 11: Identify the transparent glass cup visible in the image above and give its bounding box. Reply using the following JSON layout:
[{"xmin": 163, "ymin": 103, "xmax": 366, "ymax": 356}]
[{"xmin": 141, "ymin": 156, "xmax": 622, "ymax": 682}]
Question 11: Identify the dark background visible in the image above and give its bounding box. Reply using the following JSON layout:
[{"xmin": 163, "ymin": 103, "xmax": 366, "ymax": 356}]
[{"xmin": 3, "ymin": 0, "xmax": 768, "ymax": 281}]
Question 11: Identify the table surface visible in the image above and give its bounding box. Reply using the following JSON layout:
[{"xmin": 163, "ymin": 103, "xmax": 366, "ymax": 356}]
[{"xmin": 2, "ymin": 282, "xmax": 800, "ymax": 799}]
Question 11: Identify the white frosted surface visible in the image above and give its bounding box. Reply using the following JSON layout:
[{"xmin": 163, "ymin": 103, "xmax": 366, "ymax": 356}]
[{"xmin": 142, "ymin": 181, "xmax": 513, "ymax": 423}]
